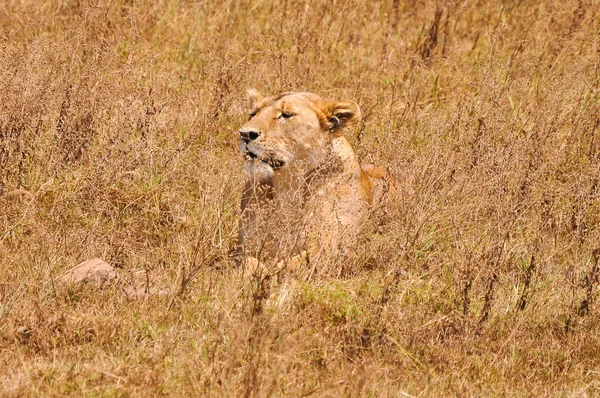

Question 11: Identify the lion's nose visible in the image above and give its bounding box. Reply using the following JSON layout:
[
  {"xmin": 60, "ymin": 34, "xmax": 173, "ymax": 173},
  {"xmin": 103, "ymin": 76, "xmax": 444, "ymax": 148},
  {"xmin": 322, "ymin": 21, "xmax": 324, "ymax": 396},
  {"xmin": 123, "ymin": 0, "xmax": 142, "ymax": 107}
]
[{"xmin": 239, "ymin": 129, "xmax": 261, "ymax": 143}]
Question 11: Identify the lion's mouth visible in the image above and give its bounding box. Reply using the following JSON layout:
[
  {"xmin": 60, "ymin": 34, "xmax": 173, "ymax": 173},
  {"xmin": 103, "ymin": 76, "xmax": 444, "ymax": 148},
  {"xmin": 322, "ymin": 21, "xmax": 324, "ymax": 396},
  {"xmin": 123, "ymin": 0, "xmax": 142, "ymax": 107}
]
[
  {"xmin": 244, "ymin": 150, "xmax": 285, "ymax": 170},
  {"xmin": 244, "ymin": 151, "xmax": 259, "ymax": 161}
]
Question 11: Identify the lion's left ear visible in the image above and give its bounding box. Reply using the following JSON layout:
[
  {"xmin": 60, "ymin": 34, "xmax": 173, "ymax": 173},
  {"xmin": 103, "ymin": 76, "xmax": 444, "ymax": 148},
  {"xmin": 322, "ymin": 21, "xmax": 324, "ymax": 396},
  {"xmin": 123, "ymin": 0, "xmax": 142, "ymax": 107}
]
[
  {"xmin": 247, "ymin": 88, "xmax": 264, "ymax": 110},
  {"xmin": 324, "ymin": 100, "xmax": 361, "ymax": 135}
]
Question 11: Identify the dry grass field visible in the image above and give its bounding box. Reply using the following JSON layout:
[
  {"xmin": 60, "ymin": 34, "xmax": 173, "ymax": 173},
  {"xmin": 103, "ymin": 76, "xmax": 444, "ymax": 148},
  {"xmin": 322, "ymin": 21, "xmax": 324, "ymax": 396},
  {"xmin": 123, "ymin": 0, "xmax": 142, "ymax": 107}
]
[{"xmin": 1, "ymin": 0, "xmax": 600, "ymax": 396}]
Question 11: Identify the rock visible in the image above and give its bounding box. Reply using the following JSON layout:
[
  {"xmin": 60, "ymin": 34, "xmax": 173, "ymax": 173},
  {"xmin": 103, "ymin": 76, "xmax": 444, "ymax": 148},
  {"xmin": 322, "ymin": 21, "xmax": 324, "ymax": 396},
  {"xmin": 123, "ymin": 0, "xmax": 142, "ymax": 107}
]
[
  {"xmin": 57, "ymin": 258, "xmax": 117, "ymax": 286},
  {"xmin": 55, "ymin": 258, "xmax": 168, "ymax": 298}
]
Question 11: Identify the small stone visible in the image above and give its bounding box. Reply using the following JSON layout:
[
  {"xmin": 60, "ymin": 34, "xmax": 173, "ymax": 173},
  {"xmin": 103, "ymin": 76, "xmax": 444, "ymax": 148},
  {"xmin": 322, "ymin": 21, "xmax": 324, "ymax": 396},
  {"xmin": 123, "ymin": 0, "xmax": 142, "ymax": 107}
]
[{"xmin": 57, "ymin": 258, "xmax": 117, "ymax": 286}]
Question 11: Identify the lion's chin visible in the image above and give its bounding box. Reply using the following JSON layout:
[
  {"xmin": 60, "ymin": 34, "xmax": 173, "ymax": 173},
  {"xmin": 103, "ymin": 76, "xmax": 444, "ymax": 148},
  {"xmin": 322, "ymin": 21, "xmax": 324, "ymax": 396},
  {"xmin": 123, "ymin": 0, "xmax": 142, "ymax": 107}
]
[{"xmin": 244, "ymin": 159, "xmax": 275, "ymax": 181}]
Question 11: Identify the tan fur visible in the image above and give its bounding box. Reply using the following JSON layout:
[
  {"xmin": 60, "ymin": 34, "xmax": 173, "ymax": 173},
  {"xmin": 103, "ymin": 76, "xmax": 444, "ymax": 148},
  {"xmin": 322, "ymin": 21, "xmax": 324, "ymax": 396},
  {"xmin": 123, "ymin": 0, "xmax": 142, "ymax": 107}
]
[{"xmin": 236, "ymin": 90, "xmax": 382, "ymax": 271}]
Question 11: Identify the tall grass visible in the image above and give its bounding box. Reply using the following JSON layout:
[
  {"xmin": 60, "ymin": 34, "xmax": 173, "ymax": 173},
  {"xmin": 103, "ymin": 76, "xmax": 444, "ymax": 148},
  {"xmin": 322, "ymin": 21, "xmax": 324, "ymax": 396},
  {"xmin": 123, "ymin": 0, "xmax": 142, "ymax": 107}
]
[{"xmin": 1, "ymin": 0, "xmax": 600, "ymax": 395}]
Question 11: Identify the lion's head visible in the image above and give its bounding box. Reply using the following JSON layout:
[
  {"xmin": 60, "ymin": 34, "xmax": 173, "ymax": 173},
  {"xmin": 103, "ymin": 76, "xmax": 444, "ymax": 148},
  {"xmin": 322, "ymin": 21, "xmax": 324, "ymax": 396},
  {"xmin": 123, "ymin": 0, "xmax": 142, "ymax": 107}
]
[{"xmin": 238, "ymin": 89, "xmax": 361, "ymax": 183}]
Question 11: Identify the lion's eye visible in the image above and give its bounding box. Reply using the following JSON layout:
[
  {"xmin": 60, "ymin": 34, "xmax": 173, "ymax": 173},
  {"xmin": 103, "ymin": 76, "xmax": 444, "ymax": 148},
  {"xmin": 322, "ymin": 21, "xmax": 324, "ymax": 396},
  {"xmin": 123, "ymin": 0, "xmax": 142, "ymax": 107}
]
[
  {"xmin": 278, "ymin": 111, "xmax": 295, "ymax": 119},
  {"xmin": 248, "ymin": 112, "xmax": 257, "ymax": 120}
]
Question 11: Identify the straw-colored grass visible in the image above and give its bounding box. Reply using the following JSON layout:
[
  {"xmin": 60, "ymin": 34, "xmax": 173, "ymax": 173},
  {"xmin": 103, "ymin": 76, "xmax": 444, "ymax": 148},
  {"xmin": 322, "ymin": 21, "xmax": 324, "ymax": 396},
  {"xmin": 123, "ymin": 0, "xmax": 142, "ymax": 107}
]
[{"xmin": 1, "ymin": 0, "xmax": 600, "ymax": 395}]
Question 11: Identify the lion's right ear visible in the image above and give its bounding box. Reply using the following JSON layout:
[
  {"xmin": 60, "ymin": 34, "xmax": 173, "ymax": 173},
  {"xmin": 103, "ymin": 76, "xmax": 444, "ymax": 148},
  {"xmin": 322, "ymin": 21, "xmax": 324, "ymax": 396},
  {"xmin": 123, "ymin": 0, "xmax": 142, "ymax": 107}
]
[
  {"xmin": 247, "ymin": 89, "xmax": 264, "ymax": 110},
  {"xmin": 324, "ymin": 100, "xmax": 361, "ymax": 136}
]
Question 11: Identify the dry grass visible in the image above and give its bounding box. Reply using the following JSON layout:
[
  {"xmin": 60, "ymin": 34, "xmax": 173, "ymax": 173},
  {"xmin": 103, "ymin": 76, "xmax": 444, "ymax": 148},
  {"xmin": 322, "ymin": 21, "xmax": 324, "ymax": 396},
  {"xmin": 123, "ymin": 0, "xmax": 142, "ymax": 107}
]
[{"xmin": 1, "ymin": 0, "xmax": 600, "ymax": 396}]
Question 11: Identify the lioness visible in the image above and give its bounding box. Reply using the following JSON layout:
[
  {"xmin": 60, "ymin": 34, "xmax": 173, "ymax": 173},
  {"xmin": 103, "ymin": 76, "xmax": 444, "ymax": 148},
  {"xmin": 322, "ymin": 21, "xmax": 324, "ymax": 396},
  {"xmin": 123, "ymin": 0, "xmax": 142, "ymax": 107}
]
[{"xmin": 236, "ymin": 89, "xmax": 382, "ymax": 272}]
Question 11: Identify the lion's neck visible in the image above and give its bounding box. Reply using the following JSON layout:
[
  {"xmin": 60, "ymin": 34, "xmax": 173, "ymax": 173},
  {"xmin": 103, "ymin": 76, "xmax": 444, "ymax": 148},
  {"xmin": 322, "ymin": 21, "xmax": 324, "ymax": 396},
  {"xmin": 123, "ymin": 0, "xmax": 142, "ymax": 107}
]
[{"xmin": 330, "ymin": 136, "xmax": 362, "ymax": 177}]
